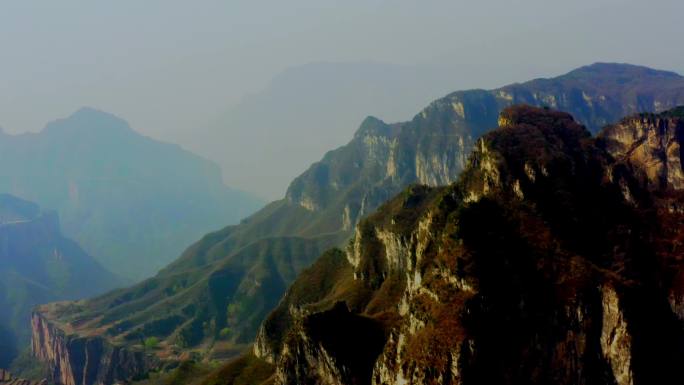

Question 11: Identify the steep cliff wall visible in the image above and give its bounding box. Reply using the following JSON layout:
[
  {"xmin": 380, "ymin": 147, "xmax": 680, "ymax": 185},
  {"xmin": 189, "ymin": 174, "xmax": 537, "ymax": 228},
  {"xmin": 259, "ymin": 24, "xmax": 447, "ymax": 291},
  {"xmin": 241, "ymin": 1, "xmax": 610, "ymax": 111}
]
[
  {"xmin": 255, "ymin": 106, "xmax": 684, "ymax": 385},
  {"xmin": 31, "ymin": 309, "xmax": 155, "ymax": 385},
  {"xmin": 600, "ymin": 107, "xmax": 684, "ymax": 191},
  {"xmin": 599, "ymin": 107, "xmax": 684, "ymax": 357},
  {"xmin": 286, "ymin": 63, "xmax": 684, "ymax": 234}
]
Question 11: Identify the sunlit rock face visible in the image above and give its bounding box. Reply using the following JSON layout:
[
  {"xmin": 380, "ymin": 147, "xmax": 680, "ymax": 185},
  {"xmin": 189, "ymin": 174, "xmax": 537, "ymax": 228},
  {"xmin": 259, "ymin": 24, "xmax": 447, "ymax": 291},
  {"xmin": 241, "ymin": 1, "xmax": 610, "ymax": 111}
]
[
  {"xmin": 287, "ymin": 63, "xmax": 684, "ymax": 231},
  {"xmin": 600, "ymin": 107, "xmax": 684, "ymax": 191},
  {"xmin": 256, "ymin": 106, "xmax": 684, "ymax": 385}
]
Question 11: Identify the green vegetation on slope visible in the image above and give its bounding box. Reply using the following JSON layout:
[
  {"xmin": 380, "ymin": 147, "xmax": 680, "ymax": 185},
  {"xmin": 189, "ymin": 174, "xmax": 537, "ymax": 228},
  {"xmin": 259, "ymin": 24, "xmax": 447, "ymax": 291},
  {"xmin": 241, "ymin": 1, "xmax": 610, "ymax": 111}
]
[
  {"xmin": 42, "ymin": 234, "xmax": 339, "ymax": 363},
  {"xmin": 0, "ymin": 194, "xmax": 120, "ymax": 367},
  {"xmin": 132, "ymin": 353, "xmax": 273, "ymax": 385}
]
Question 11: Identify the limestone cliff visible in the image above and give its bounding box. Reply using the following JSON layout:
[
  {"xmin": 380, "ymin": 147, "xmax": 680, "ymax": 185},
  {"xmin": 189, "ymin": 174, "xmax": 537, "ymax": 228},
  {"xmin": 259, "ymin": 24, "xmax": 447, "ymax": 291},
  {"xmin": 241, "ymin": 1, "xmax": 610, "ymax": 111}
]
[
  {"xmin": 285, "ymin": 63, "xmax": 684, "ymax": 229},
  {"xmin": 600, "ymin": 107, "xmax": 684, "ymax": 191},
  {"xmin": 31, "ymin": 309, "xmax": 155, "ymax": 385},
  {"xmin": 255, "ymin": 106, "xmax": 684, "ymax": 385},
  {"xmin": 599, "ymin": 106, "xmax": 684, "ymax": 341}
]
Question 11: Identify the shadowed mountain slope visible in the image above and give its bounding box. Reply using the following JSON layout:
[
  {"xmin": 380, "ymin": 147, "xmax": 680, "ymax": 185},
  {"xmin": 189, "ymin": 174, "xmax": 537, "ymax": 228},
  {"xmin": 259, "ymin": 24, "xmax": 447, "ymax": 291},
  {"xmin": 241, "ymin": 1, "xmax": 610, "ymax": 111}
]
[{"xmin": 253, "ymin": 105, "xmax": 684, "ymax": 385}]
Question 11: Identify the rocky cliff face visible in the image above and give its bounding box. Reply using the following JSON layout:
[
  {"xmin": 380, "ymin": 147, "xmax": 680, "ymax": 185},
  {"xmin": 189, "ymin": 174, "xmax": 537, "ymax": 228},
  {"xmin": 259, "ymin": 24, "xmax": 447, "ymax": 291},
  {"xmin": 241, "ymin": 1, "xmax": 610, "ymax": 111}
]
[
  {"xmin": 255, "ymin": 106, "xmax": 684, "ymax": 385},
  {"xmin": 285, "ymin": 63, "xmax": 684, "ymax": 229},
  {"xmin": 600, "ymin": 107, "xmax": 684, "ymax": 191},
  {"xmin": 31, "ymin": 308, "xmax": 155, "ymax": 385},
  {"xmin": 35, "ymin": 64, "xmax": 684, "ymax": 384},
  {"xmin": 599, "ymin": 106, "xmax": 684, "ymax": 338}
]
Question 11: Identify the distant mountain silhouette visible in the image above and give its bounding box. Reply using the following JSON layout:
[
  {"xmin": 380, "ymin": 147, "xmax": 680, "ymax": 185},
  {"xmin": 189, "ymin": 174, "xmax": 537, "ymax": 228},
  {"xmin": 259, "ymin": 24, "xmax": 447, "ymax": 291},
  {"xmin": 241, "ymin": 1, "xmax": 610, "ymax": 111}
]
[{"xmin": 0, "ymin": 108, "xmax": 263, "ymax": 280}]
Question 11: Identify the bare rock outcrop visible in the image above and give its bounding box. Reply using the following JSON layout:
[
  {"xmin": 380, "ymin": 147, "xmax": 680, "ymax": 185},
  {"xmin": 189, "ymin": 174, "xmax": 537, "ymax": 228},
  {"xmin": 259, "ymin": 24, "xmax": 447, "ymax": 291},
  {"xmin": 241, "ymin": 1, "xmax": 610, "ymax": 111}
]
[{"xmin": 255, "ymin": 106, "xmax": 684, "ymax": 385}]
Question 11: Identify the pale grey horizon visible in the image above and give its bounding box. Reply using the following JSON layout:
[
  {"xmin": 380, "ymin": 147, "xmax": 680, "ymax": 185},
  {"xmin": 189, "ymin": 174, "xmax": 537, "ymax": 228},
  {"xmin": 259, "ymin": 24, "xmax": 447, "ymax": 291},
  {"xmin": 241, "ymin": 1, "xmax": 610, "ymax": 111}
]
[{"xmin": 1, "ymin": 0, "xmax": 682, "ymax": 199}]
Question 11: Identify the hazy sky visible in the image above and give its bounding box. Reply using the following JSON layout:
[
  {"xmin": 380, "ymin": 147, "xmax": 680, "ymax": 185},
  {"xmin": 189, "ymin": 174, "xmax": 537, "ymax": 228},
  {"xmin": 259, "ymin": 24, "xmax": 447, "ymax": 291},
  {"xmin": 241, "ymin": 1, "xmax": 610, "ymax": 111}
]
[{"xmin": 1, "ymin": 0, "xmax": 683, "ymax": 198}]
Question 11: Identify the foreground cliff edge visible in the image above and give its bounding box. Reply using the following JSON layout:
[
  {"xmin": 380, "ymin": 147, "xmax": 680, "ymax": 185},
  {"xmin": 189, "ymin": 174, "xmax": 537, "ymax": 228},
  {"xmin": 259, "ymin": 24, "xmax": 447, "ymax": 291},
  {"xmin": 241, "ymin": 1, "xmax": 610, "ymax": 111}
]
[{"xmin": 251, "ymin": 106, "xmax": 684, "ymax": 385}]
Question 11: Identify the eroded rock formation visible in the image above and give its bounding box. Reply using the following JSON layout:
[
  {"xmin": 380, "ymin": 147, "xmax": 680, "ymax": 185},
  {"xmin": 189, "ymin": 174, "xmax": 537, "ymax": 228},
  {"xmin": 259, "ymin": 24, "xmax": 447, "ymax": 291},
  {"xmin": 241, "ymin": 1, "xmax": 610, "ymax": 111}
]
[{"xmin": 255, "ymin": 106, "xmax": 684, "ymax": 385}]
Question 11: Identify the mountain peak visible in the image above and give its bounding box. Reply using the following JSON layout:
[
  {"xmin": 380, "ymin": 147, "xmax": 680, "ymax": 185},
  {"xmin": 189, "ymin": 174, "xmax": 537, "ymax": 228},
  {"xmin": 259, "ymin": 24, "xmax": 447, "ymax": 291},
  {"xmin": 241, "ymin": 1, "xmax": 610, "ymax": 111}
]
[
  {"xmin": 564, "ymin": 62, "xmax": 682, "ymax": 80},
  {"xmin": 43, "ymin": 107, "xmax": 134, "ymax": 136},
  {"xmin": 353, "ymin": 116, "xmax": 396, "ymax": 139},
  {"xmin": 70, "ymin": 106, "xmax": 122, "ymax": 120},
  {"xmin": 0, "ymin": 193, "xmax": 42, "ymax": 223}
]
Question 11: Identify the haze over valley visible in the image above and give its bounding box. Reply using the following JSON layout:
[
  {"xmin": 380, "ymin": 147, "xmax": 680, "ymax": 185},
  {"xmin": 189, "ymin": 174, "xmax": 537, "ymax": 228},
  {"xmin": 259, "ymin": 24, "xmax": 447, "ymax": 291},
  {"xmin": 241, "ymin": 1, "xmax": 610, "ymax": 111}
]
[
  {"xmin": 3, "ymin": 0, "xmax": 684, "ymax": 199},
  {"xmin": 1, "ymin": 1, "xmax": 684, "ymax": 385}
]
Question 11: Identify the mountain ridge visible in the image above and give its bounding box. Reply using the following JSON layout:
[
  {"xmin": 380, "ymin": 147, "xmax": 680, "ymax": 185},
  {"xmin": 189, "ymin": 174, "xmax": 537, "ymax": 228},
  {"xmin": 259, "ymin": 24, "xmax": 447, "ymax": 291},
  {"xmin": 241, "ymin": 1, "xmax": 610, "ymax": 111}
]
[
  {"xmin": 30, "ymin": 63, "xmax": 684, "ymax": 385},
  {"xmin": 253, "ymin": 105, "xmax": 684, "ymax": 385},
  {"xmin": 0, "ymin": 108, "xmax": 263, "ymax": 280}
]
